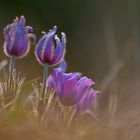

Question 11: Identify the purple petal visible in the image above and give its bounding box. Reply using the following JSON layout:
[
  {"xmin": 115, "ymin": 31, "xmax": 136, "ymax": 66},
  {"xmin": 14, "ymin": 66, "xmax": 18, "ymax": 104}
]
[
  {"xmin": 78, "ymin": 77, "xmax": 95, "ymax": 90},
  {"xmin": 15, "ymin": 33, "xmax": 28, "ymax": 57},
  {"xmin": 55, "ymin": 59, "xmax": 67, "ymax": 72},
  {"xmin": 36, "ymin": 34, "xmax": 47, "ymax": 64},
  {"xmin": 52, "ymin": 33, "xmax": 66, "ymax": 64},
  {"xmin": 47, "ymin": 75, "xmax": 54, "ymax": 89},
  {"xmin": 4, "ymin": 42, "xmax": 10, "ymax": 57},
  {"xmin": 52, "ymin": 70, "xmax": 64, "ymax": 95},
  {"xmin": 77, "ymin": 88, "xmax": 97, "ymax": 110},
  {"xmin": 76, "ymin": 77, "xmax": 94, "ymax": 103},
  {"xmin": 61, "ymin": 78, "xmax": 78, "ymax": 106},
  {"xmin": 51, "ymin": 36, "xmax": 62, "ymax": 62},
  {"xmin": 43, "ymin": 26, "xmax": 57, "ymax": 62},
  {"xmin": 4, "ymin": 25, "xmax": 11, "ymax": 40},
  {"xmin": 63, "ymin": 72, "xmax": 81, "ymax": 81},
  {"xmin": 47, "ymin": 60, "xmax": 67, "ymax": 88},
  {"xmin": 10, "ymin": 17, "xmax": 25, "ymax": 54}
]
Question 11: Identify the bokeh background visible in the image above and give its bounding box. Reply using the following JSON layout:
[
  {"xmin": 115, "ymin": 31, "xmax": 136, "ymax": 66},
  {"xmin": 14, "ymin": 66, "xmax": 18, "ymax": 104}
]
[{"xmin": 0, "ymin": 0, "xmax": 140, "ymax": 88}]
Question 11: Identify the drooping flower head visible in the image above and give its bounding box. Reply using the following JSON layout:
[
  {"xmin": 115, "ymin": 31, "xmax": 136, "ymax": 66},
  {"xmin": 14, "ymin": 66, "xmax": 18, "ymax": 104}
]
[
  {"xmin": 35, "ymin": 26, "xmax": 66, "ymax": 66},
  {"xmin": 51, "ymin": 70, "xmax": 95, "ymax": 106},
  {"xmin": 3, "ymin": 15, "xmax": 35, "ymax": 58}
]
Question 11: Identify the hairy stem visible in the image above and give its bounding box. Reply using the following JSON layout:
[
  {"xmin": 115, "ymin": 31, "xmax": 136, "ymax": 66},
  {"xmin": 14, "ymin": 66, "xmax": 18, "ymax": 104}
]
[
  {"xmin": 42, "ymin": 64, "xmax": 49, "ymax": 101},
  {"xmin": 8, "ymin": 56, "xmax": 15, "ymax": 93},
  {"xmin": 38, "ymin": 64, "xmax": 49, "ymax": 121}
]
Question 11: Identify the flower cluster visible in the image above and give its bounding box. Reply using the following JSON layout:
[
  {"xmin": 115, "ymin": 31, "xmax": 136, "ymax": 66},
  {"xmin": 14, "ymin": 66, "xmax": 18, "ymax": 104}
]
[
  {"xmin": 47, "ymin": 60, "xmax": 98, "ymax": 109},
  {"xmin": 3, "ymin": 15, "xmax": 99, "ymax": 113}
]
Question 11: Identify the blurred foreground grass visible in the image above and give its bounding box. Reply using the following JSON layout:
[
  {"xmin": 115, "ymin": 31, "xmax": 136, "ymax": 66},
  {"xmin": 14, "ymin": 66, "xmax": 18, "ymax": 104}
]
[{"xmin": 0, "ymin": 74, "xmax": 140, "ymax": 140}]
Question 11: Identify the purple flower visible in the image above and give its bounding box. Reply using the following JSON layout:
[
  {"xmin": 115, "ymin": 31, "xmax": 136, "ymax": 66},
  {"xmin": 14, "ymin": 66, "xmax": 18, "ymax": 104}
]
[
  {"xmin": 35, "ymin": 26, "xmax": 66, "ymax": 66},
  {"xmin": 47, "ymin": 59, "xmax": 67, "ymax": 89},
  {"xmin": 3, "ymin": 15, "xmax": 35, "ymax": 58},
  {"xmin": 77, "ymin": 88, "xmax": 98, "ymax": 111},
  {"xmin": 51, "ymin": 70, "xmax": 94, "ymax": 106}
]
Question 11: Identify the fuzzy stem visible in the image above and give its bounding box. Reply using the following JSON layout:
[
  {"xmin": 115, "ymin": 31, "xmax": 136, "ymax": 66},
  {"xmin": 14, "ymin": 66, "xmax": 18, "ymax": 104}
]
[
  {"xmin": 38, "ymin": 64, "xmax": 49, "ymax": 121},
  {"xmin": 42, "ymin": 64, "xmax": 49, "ymax": 103},
  {"xmin": 8, "ymin": 56, "xmax": 15, "ymax": 93}
]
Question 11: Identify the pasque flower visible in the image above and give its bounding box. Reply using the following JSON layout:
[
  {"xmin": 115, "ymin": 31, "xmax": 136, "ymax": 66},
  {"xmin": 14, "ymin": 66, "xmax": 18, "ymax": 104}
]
[
  {"xmin": 35, "ymin": 26, "xmax": 66, "ymax": 66},
  {"xmin": 35, "ymin": 26, "xmax": 66, "ymax": 104},
  {"xmin": 3, "ymin": 15, "xmax": 35, "ymax": 58},
  {"xmin": 48, "ymin": 60, "xmax": 98, "ymax": 109},
  {"xmin": 51, "ymin": 70, "xmax": 95, "ymax": 106},
  {"xmin": 3, "ymin": 15, "xmax": 35, "ymax": 94}
]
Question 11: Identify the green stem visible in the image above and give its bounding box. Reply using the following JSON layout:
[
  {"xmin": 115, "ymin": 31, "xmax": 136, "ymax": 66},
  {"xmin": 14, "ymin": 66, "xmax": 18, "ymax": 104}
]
[
  {"xmin": 38, "ymin": 64, "xmax": 49, "ymax": 121},
  {"xmin": 42, "ymin": 64, "xmax": 49, "ymax": 103},
  {"xmin": 8, "ymin": 56, "xmax": 15, "ymax": 92}
]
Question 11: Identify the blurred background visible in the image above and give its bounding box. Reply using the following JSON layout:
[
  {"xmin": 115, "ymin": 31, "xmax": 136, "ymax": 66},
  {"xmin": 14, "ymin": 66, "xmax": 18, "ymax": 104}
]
[{"xmin": 0, "ymin": 0, "xmax": 140, "ymax": 88}]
